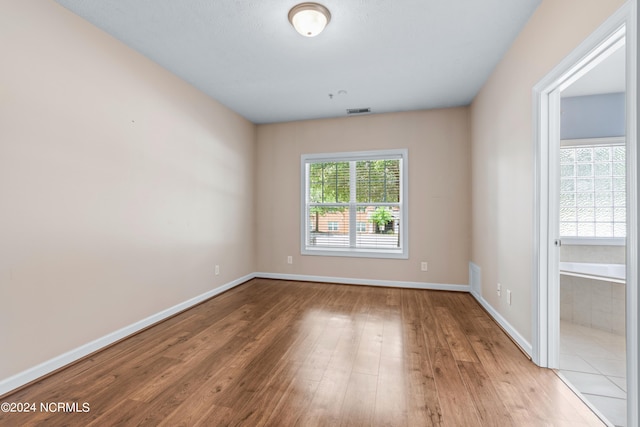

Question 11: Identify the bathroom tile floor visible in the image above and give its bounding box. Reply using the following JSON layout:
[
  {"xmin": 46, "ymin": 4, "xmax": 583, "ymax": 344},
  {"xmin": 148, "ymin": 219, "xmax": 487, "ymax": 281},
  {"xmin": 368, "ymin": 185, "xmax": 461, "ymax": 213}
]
[{"xmin": 560, "ymin": 321, "xmax": 626, "ymax": 427}]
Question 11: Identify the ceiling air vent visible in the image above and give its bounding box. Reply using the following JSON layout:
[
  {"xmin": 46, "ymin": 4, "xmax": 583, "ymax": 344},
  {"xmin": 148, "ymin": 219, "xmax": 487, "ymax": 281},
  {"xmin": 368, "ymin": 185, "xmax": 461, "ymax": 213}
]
[{"xmin": 346, "ymin": 108, "xmax": 371, "ymax": 115}]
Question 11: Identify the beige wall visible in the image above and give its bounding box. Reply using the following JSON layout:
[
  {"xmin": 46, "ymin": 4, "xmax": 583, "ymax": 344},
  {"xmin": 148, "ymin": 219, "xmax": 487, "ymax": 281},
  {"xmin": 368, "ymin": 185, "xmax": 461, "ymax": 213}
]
[
  {"xmin": 256, "ymin": 108, "xmax": 471, "ymax": 285},
  {"xmin": 471, "ymin": 0, "xmax": 625, "ymax": 343},
  {"xmin": 0, "ymin": 0, "xmax": 255, "ymax": 380},
  {"xmin": 2, "ymin": 0, "xmax": 627, "ymax": 392}
]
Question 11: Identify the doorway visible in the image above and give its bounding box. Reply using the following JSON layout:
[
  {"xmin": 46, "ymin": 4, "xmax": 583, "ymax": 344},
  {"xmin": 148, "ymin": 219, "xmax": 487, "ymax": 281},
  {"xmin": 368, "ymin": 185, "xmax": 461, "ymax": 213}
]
[
  {"xmin": 556, "ymin": 42, "xmax": 628, "ymax": 426},
  {"xmin": 533, "ymin": 2, "xmax": 638, "ymax": 427}
]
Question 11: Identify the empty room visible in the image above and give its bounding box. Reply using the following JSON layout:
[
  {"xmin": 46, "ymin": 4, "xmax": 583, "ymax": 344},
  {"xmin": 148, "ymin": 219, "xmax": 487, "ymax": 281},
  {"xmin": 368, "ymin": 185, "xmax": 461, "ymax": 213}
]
[{"xmin": 1, "ymin": 0, "xmax": 638, "ymax": 426}]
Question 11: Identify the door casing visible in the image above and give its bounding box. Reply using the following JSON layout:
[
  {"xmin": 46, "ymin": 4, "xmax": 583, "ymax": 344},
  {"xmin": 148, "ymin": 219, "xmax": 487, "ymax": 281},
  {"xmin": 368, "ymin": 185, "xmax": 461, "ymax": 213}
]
[{"xmin": 532, "ymin": 2, "xmax": 637, "ymax": 425}]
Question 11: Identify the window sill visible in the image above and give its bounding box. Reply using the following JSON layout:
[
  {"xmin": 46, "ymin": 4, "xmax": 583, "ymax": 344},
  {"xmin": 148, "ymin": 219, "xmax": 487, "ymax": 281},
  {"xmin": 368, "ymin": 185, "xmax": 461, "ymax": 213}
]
[
  {"xmin": 560, "ymin": 237, "xmax": 625, "ymax": 246},
  {"xmin": 302, "ymin": 247, "xmax": 408, "ymax": 259}
]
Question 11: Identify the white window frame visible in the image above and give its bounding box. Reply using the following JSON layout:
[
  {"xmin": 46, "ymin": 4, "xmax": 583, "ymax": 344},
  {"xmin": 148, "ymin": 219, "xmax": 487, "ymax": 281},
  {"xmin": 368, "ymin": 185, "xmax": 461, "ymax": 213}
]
[
  {"xmin": 559, "ymin": 137, "xmax": 626, "ymax": 246},
  {"xmin": 301, "ymin": 149, "xmax": 408, "ymax": 259}
]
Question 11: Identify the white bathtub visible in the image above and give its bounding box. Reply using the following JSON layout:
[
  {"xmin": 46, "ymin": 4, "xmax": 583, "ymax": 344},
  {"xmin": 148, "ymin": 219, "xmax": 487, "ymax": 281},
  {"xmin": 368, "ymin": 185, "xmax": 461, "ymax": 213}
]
[{"xmin": 559, "ymin": 262, "xmax": 625, "ymax": 284}]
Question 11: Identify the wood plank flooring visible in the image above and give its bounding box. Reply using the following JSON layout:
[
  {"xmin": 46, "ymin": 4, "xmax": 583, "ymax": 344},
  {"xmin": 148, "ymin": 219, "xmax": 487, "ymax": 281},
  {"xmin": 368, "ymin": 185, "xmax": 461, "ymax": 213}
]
[{"xmin": 0, "ymin": 279, "xmax": 604, "ymax": 426}]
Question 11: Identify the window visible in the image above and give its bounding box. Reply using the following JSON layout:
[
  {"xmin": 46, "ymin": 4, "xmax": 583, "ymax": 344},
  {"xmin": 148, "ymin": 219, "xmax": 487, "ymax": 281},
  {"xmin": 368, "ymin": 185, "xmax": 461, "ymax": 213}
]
[
  {"xmin": 301, "ymin": 149, "xmax": 408, "ymax": 258},
  {"xmin": 559, "ymin": 139, "xmax": 625, "ymax": 242}
]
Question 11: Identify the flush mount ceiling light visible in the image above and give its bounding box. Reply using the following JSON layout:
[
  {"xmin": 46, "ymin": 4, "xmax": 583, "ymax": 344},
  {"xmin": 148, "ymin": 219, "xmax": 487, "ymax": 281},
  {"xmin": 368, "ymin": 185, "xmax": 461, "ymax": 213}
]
[{"xmin": 288, "ymin": 3, "xmax": 331, "ymax": 37}]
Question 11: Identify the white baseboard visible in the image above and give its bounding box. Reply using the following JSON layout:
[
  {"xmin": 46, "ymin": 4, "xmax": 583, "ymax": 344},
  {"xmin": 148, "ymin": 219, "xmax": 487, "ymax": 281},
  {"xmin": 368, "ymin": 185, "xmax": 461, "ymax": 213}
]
[
  {"xmin": 263, "ymin": 271, "xmax": 534, "ymax": 357},
  {"xmin": 255, "ymin": 272, "xmax": 470, "ymax": 292},
  {"xmin": 0, "ymin": 273, "xmax": 255, "ymax": 397},
  {"xmin": 469, "ymin": 286, "xmax": 533, "ymax": 357},
  {"xmin": 1, "ymin": 270, "xmax": 528, "ymax": 398}
]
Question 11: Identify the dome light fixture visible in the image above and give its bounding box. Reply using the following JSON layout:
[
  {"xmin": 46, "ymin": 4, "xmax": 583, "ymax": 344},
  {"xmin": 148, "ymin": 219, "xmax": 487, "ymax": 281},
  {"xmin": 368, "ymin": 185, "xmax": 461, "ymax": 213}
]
[{"xmin": 288, "ymin": 3, "xmax": 331, "ymax": 37}]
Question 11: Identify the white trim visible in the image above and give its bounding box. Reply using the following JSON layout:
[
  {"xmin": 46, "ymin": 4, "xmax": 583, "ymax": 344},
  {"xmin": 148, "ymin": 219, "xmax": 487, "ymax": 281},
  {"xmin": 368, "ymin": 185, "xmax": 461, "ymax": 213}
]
[
  {"xmin": 626, "ymin": 1, "xmax": 638, "ymax": 425},
  {"xmin": 260, "ymin": 269, "xmax": 537, "ymax": 359},
  {"xmin": 300, "ymin": 149, "xmax": 405, "ymax": 163},
  {"xmin": 469, "ymin": 287, "xmax": 533, "ymax": 358},
  {"xmin": 533, "ymin": 2, "xmax": 637, "ymax": 425},
  {"xmin": 348, "ymin": 161, "xmax": 357, "ymax": 248},
  {"xmin": 560, "ymin": 271, "xmax": 626, "ymax": 285},
  {"xmin": 0, "ymin": 273, "xmax": 255, "ymax": 397},
  {"xmin": 532, "ymin": 84, "xmax": 549, "ymax": 366},
  {"xmin": 302, "ymin": 247, "xmax": 407, "ymax": 259},
  {"xmin": 469, "ymin": 261, "xmax": 481, "ymax": 296},
  {"xmin": 533, "ymin": 2, "xmax": 632, "ymax": 368},
  {"xmin": 300, "ymin": 149, "xmax": 409, "ymax": 260},
  {"xmin": 0, "ymin": 271, "xmax": 470, "ymax": 396},
  {"xmin": 254, "ymin": 272, "xmax": 469, "ymax": 292},
  {"xmin": 548, "ymin": 87, "xmax": 562, "ymax": 369},
  {"xmin": 560, "ymin": 136, "xmax": 626, "ymax": 147},
  {"xmin": 1, "ymin": 269, "xmax": 544, "ymax": 401},
  {"xmin": 560, "ymin": 237, "xmax": 626, "ymax": 246}
]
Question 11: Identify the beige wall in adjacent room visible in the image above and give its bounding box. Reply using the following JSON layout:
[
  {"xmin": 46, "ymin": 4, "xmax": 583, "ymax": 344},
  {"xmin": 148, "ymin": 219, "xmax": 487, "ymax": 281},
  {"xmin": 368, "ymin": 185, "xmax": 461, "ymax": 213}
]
[
  {"xmin": 470, "ymin": 0, "xmax": 625, "ymax": 344},
  {"xmin": 256, "ymin": 108, "xmax": 471, "ymax": 285},
  {"xmin": 0, "ymin": 0, "xmax": 255, "ymax": 380}
]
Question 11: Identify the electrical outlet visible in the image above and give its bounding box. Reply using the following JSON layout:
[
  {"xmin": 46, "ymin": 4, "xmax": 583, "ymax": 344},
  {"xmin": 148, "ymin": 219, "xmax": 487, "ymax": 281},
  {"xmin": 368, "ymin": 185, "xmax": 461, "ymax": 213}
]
[
  {"xmin": 497, "ymin": 283, "xmax": 501, "ymax": 297},
  {"xmin": 215, "ymin": 265, "xmax": 220, "ymax": 276},
  {"xmin": 287, "ymin": 256, "xmax": 293, "ymax": 265},
  {"xmin": 420, "ymin": 261, "xmax": 428, "ymax": 271},
  {"xmin": 507, "ymin": 289, "xmax": 512, "ymax": 305}
]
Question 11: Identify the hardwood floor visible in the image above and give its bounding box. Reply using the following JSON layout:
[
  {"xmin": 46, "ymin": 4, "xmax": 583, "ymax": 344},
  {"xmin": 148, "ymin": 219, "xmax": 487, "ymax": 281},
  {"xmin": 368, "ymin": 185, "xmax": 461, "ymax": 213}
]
[{"xmin": 0, "ymin": 279, "xmax": 604, "ymax": 426}]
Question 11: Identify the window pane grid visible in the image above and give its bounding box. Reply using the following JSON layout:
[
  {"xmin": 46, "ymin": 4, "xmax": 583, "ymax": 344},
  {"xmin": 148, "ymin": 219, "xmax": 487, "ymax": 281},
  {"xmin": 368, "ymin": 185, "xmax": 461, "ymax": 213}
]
[
  {"xmin": 559, "ymin": 144, "xmax": 625, "ymax": 238},
  {"xmin": 355, "ymin": 205, "xmax": 401, "ymax": 249},
  {"xmin": 309, "ymin": 162, "xmax": 350, "ymax": 203},
  {"xmin": 304, "ymin": 152, "xmax": 406, "ymax": 256},
  {"xmin": 307, "ymin": 210, "xmax": 350, "ymax": 248},
  {"xmin": 355, "ymin": 159, "xmax": 400, "ymax": 203}
]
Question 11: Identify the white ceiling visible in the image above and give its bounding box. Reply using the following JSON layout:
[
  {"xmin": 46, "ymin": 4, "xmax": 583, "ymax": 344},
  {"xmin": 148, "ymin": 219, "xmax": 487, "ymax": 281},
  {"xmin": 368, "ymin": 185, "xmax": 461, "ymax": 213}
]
[
  {"xmin": 562, "ymin": 45, "xmax": 626, "ymax": 97},
  {"xmin": 55, "ymin": 0, "xmax": 541, "ymax": 124}
]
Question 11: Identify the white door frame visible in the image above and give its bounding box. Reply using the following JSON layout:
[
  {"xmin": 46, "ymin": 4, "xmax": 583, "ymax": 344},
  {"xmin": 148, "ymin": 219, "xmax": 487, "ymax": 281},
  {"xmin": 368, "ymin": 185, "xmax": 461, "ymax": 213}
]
[
  {"xmin": 538, "ymin": 26, "xmax": 626, "ymax": 368},
  {"xmin": 532, "ymin": 2, "xmax": 637, "ymax": 426}
]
